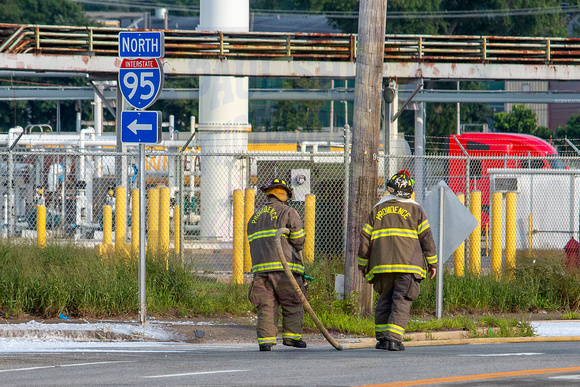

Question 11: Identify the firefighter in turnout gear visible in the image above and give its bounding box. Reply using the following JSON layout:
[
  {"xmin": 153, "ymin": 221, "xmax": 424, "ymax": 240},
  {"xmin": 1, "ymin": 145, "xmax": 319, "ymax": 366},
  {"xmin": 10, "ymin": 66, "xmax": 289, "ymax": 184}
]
[
  {"xmin": 247, "ymin": 178, "xmax": 307, "ymax": 351},
  {"xmin": 358, "ymin": 170, "xmax": 438, "ymax": 351}
]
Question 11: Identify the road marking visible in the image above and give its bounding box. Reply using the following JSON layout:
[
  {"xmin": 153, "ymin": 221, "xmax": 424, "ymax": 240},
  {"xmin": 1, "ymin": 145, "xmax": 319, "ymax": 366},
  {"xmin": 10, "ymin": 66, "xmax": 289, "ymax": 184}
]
[
  {"xmin": 551, "ymin": 375, "xmax": 580, "ymax": 380},
  {"xmin": 458, "ymin": 352, "xmax": 543, "ymax": 357},
  {"xmin": 145, "ymin": 369, "xmax": 249, "ymax": 378},
  {"xmin": 0, "ymin": 361, "xmax": 134, "ymax": 373},
  {"xmin": 361, "ymin": 366, "xmax": 580, "ymax": 386}
]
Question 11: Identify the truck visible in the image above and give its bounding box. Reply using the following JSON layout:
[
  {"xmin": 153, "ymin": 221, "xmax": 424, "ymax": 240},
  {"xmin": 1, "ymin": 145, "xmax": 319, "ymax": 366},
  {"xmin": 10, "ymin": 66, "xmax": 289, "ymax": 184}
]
[{"xmin": 447, "ymin": 132, "xmax": 564, "ymax": 227}]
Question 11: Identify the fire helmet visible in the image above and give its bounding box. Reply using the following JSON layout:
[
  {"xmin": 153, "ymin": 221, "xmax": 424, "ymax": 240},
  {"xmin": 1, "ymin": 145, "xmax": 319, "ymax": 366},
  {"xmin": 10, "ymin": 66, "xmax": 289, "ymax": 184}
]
[
  {"xmin": 386, "ymin": 170, "xmax": 414, "ymax": 198},
  {"xmin": 260, "ymin": 178, "xmax": 293, "ymax": 199}
]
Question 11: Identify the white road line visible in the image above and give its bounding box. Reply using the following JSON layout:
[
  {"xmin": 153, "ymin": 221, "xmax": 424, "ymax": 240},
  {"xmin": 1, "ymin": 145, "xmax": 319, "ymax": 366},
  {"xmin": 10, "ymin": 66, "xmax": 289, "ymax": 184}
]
[
  {"xmin": 551, "ymin": 375, "xmax": 580, "ymax": 380},
  {"xmin": 458, "ymin": 353, "xmax": 543, "ymax": 357},
  {"xmin": 0, "ymin": 361, "xmax": 134, "ymax": 373},
  {"xmin": 145, "ymin": 369, "xmax": 249, "ymax": 378}
]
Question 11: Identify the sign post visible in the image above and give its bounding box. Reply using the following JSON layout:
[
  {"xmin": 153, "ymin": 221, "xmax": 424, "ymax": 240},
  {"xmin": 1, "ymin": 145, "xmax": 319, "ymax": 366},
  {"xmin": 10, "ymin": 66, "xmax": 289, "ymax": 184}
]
[{"xmin": 118, "ymin": 31, "xmax": 165, "ymax": 325}]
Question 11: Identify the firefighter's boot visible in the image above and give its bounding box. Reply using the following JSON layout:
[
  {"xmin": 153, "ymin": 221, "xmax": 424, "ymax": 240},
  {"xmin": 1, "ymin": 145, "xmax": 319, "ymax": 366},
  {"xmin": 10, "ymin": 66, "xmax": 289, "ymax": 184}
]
[
  {"xmin": 259, "ymin": 344, "xmax": 272, "ymax": 351},
  {"xmin": 283, "ymin": 338, "xmax": 307, "ymax": 348},
  {"xmin": 387, "ymin": 340, "xmax": 405, "ymax": 351}
]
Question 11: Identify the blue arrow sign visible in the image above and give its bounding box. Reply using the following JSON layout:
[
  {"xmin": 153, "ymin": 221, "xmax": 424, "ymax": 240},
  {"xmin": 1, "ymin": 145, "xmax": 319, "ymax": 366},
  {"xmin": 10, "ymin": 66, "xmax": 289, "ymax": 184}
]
[
  {"xmin": 119, "ymin": 58, "xmax": 164, "ymax": 109},
  {"xmin": 119, "ymin": 31, "xmax": 165, "ymax": 58},
  {"xmin": 121, "ymin": 111, "xmax": 162, "ymax": 144}
]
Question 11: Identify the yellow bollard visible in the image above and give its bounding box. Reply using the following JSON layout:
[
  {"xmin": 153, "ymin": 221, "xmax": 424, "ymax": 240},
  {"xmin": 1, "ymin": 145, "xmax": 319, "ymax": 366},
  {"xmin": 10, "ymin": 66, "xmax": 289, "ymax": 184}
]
[
  {"xmin": 243, "ymin": 188, "xmax": 255, "ymax": 273},
  {"xmin": 103, "ymin": 205, "xmax": 113, "ymax": 245},
  {"xmin": 232, "ymin": 189, "xmax": 244, "ymax": 284},
  {"xmin": 491, "ymin": 192, "xmax": 503, "ymax": 280},
  {"xmin": 148, "ymin": 188, "xmax": 159, "ymax": 257},
  {"xmin": 468, "ymin": 191, "xmax": 481, "ymax": 277},
  {"xmin": 528, "ymin": 214, "xmax": 533, "ymax": 256},
  {"xmin": 304, "ymin": 194, "xmax": 316, "ymax": 264},
  {"xmin": 131, "ymin": 189, "xmax": 139, "ymax": 259},
  {"xmin": 174, "ymin": 205, "xmax": 180, "ymax": 255},
  {"xmin": 159, "ymin": 186, "xmax": 171, "ymax": 268},
  {"xmin": 37, "ymin": 205, "xmax": 46, "ymax": 248},
  {"xmin": 453, "ymin": 193, "xmax": 465, "ymax": 276},
  {"xmin": 505, "ymin": 192, "xmax": 517, "ymax": 277},
  {"xmin": 115, "ymin": 187, "xmax": 127, "ymax": 256}
]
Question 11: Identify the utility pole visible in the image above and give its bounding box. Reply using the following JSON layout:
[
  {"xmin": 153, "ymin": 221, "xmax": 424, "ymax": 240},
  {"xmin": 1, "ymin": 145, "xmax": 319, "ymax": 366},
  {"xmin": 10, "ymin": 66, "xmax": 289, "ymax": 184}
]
[{"xmin": 344, "ymin": 0, "xmax": 387, "ymax": 315}]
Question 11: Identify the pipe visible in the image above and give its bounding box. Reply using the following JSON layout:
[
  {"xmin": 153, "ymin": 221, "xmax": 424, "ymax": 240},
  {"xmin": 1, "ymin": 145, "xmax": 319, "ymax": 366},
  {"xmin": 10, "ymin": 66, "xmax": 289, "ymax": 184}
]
[
  {"xmin": 303, "ymin": 194, "xmax": 315, "ymax": 264},
  {"xmin": 275, "ymin": 228, "xmax": 343, "ymax": 350},
  {"xmin": 243, "ymin": 188, "xmax": 255, "ymax": 273},
  {"xmin": 148, "ymin": 188, "xmax": 159, "ymax": 257},
  {"xmin": 159, "ymin": 186, "xmax": 171, "ymax": 269},
  {"xmin": 37, "ymin": 205, "xmax": 46, "ymax": 248},
  {"xmin": 491, "ymin": 192, "xmax": 503, "ymax": 281},
  {"xmin": 505, "ymin": 192, "xmax": 517, "ymax": 278},
  {"xmin": 131, "ymin": 189, "xmax": 139, "ymax": 259},
  {"xmin": 453, "ymin": 193, "xmax": 465, "ymax": 277},
  {"xmin": 232, "ymin": 189, "xmax": 244, "ymax": 285},
  {"xmin": 468, "ymin": 191, "xmax": 481, "ymax": 276}
]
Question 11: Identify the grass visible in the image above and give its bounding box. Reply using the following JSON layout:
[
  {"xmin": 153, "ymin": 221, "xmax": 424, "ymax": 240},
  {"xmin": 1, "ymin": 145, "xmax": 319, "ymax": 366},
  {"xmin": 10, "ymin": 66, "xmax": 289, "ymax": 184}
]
[{"xmin": 0, "ymin": 242, "xmax": 577, "ymax": 338}]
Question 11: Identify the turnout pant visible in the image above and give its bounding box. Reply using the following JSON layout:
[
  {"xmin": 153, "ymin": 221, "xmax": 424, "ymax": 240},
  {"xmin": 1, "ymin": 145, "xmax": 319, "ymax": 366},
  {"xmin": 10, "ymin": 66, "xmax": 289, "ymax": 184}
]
[
  {"xmin": 373, "ymin": 273, "xmax": 421, "ymax": 343},
  {"xmin": 248, "ymin": 271, "xmax": 305, "ymax": 345}
]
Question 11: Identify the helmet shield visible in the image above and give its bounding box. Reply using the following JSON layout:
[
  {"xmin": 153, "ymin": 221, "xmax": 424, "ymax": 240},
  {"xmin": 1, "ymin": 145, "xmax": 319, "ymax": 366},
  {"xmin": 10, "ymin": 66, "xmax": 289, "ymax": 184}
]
[{"xmin": 260, "ymin": 178, "xmax": 293, "ymax": 199}]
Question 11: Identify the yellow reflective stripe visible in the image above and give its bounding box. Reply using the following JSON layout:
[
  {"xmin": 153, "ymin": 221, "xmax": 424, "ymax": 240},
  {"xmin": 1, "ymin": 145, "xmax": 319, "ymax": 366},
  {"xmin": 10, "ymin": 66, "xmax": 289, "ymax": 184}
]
[
  {"xmin": 252, "ymin": 262, "xmax": 305, "ymax": 274},
  {"xmin": 289, "ymin": 229, "xmax": 305, "ymax": 239},
  {"xmin": 258, "ymin": 337, "xmax": 277, "ymax": 344},
  {"xmin": 386, "ymin": 324, "xmax": 405, "ymax": 335},
  {"xmin": 375, "ymin": 324, "xmax": 388, "ymax": 333},
  {"xmin": 365, "ymin": 264, "xmax": 426, "ymax": 282},
  {"xmin": 418, "ymin": 220, "xmax": 430, "ymax": 234},
  {"xmin": 282, "ymin": 333, "xmax": 302, "ymax": 340},
  {"xmin": 248, "ymin": 229, "xmax": 278, "ymax": 242},
  {"xmin": 371, "ymin": 228, "xmax": 418, "ymax": 240},
  {"xmin": 358, "ymin": 257, "xmax": 368, "ymax": 266},
  {"xmin": 363, "ymin": 223, "xmax": 373, "ymax": 235},
  {"xmin": 425, "ymin": 255, "xmax": 437, "ymax": 265}
]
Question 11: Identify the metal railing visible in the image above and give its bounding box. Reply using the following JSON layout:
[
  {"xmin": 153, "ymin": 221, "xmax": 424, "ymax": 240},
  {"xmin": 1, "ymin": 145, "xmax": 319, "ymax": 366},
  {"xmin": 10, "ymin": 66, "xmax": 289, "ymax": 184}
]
[{"xmin": 1, "ymin": 23, "xmax": 580, "ymax": 64}]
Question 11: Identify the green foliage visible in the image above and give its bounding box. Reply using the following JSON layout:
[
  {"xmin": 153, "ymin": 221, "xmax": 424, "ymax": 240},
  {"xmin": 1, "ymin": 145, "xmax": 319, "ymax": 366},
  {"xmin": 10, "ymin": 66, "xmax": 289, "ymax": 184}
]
[
  {"xmin": 268, "ymin": 79, "xmax": 325, "ymax": 131},
  {"xmin": 493, "ymin": 104, "xmax": 538, "ymax": 134},
  {"xmin": 556, "ymin": 111, "xmax": 580, "ymax": 139},
  {"xmin": 0, "ymin": 0, "xmax": 94, "ymax": 26}
]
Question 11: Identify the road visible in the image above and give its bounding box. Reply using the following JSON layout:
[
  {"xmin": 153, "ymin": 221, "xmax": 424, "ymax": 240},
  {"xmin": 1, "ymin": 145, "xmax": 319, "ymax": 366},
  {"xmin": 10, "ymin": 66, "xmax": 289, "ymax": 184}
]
[{"xmin": 0, "ymin": 340, "xmax": 579, "ymax": 386}]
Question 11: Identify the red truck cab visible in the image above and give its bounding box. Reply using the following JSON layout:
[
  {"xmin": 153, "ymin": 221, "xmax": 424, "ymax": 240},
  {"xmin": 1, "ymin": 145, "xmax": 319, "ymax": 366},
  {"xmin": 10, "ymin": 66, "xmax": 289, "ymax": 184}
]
[{"xmin": 447, "ymin": 132, "xmax": 562, "ymax": 227}]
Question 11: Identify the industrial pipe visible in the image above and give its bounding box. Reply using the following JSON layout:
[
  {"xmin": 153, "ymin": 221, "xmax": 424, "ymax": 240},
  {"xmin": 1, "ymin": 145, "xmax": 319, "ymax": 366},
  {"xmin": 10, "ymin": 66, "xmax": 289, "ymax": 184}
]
[
  {"xmin": 232, "ymin": 189, "xmax": 244, "ymax": 285},
  {"xmin": 174, "ymin": 205, "xmax": 180, "ymax": 255},
  {"xmin": 37, "ymin": 205, "xmax": 46, "ymax": 248},
  {"xmin": 491, "ymin": 192, "xmax": 503, "ymax": 280},
  {"xmin": 453, "ymin": 193, "xmax": 465, "ymax": 277},
  {"xmin": 505, "ymin": 192, "xmax": 517, "ymax": 278},
  {"xmin": 303, "ymin": 194, "xmax": 315, "ymax": 264},
  {"xmin": 243, "ymin": 188, "xmax": 255, "ymax": 273},
  {"xmin": 275, "ymin": 228, "xmax": 343, "ymax": 350},
  {"xmin": 468, "ymin": 191, "xmax": 481, "ymax": 276}
]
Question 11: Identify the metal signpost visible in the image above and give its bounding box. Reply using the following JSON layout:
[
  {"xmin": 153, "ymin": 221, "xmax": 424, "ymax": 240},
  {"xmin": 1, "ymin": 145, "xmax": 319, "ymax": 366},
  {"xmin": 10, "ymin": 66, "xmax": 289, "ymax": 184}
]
[{"xmin": 118, "ymin": 31, "xmax": 164, "ymax": 325}]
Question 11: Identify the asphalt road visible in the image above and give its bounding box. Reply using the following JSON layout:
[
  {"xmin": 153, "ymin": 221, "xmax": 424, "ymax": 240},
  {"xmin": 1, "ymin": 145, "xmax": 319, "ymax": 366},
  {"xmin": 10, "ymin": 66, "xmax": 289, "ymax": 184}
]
[{"xmin": 0, "ymin": 340, "xmax": 580, "ymax": 386}]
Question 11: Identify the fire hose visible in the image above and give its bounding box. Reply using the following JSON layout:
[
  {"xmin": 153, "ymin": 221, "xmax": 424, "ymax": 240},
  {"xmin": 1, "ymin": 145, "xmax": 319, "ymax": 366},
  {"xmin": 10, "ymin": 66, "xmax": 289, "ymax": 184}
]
[{"xmin": 275, "ymin": 228, "xmax": 344, "ymax": 350}]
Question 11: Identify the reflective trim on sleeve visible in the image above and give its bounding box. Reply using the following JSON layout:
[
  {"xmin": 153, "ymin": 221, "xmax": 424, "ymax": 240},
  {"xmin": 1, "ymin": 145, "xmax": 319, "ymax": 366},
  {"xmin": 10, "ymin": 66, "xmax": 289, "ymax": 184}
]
[
  {"xmin": 251, "ymin": 261, "xmax": 305, "ymax": 274},
  {"xmin": 365, "ymin": 264, "xmax": 426, "ymax": 282},
  {"xmin": 289, "ymin": 229, "xmax": 306, "ymax": 239},
  {"xmin": 358, "ymin": 256, "xmax": 368, "ymax": 266},
  {"xmin": 371, "ymin": 228, "xmax": 418, "ymax": 240},
  {"xmin": 418, "ymin": 220, "xmax": 430, "ymax": 234},
  {"xmin": 425, "ymin": 255, "xmax": 438, "ymax": 265},
  {"xmin": 362, "ymin": 223, "xmax": 373, "ymax": 235}
]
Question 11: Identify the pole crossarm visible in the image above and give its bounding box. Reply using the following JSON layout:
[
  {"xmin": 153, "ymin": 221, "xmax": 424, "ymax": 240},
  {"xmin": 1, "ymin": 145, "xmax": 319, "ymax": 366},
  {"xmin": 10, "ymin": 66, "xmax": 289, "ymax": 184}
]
[{"xmin": 2, "ymin": 23, "xmax": 580, "ymax": 79}]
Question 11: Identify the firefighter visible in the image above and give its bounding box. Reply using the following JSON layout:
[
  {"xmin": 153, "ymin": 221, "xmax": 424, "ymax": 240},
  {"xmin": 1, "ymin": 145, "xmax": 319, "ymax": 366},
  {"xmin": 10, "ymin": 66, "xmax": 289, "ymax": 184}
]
[
  {"xmin": 358, "ymin": 170, "xmax": 438, "ymax": 351},
  {"xmin": 247, "ymin": 178, "xmax": 307, "ymax": 351}
]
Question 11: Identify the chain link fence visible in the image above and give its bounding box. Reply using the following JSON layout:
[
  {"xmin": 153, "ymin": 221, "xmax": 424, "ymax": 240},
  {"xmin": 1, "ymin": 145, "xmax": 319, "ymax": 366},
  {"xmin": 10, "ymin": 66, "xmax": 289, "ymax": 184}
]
[{"xmin": 0, "ymin": 146, "xmax": 577, "ymax": 290}]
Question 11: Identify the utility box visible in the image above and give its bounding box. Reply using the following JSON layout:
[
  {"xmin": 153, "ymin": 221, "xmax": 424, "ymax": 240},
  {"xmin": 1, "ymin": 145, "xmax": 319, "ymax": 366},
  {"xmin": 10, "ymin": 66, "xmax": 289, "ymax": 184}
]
[{"xmin": 291, "ymin": 169, "xmax": 310, "ymax": 202}]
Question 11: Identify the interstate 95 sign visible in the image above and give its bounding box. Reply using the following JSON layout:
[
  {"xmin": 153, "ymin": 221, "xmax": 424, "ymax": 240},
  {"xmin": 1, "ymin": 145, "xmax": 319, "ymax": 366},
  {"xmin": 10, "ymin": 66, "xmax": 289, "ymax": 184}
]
[{"xmin": 118, "ymin": 58, "xmax": 164, "ymax": 109}]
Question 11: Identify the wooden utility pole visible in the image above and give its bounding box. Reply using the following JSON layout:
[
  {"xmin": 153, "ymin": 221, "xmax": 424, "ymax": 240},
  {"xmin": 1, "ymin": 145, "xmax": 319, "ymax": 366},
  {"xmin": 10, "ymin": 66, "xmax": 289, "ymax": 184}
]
[{"xmin": 344, "ymin": 0, "xmax": 387, "ymax": 315}]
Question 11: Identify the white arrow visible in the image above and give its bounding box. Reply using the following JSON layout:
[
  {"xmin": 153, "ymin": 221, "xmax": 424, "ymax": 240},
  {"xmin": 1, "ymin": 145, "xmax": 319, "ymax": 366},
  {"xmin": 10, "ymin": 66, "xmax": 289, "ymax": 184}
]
[{"xmin": 127, "ymin": 119, "xmax": 152, "ymax": 135}]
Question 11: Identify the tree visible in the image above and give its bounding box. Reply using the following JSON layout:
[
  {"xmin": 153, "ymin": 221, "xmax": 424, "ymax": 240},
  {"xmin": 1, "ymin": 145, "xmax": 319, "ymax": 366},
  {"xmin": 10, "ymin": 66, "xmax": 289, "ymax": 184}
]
[
  {"xmin": 269, "ymin": 79, "xmax": 324, "ymax": 131},
  {"xmin": 493, "ymin": 104, "xmax": 538, "ymax": 134},
  {"xmin": 556, "ymin": 112, "xmax": 580, "ymax": 139},
  {"xmin": 0, "ymin": 0, "xmax": 93, "ymax": 26}
]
